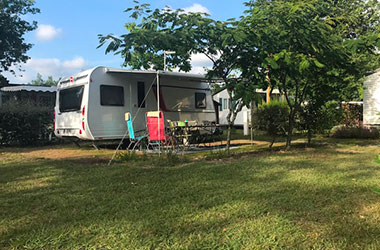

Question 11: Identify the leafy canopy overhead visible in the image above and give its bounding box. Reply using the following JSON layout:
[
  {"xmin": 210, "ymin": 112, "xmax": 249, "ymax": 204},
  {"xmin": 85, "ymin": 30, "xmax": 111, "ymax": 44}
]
[
  {"xmin": 0, "ymin": 0, "xmax": 40, "ymax": 77},
  {"xmin": 97, "ymin": 1, "xmax": 255, "ymax": 77},
  {"xmin": 99, "ymin": 2, "xmax": 202, "ymax": 71}
]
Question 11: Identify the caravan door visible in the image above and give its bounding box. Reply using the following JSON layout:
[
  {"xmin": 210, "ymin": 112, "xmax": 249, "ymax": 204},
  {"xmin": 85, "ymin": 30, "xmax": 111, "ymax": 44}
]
[{"xmin": 130, "ymin": 81, "xmax": 149, "ymax": 133}]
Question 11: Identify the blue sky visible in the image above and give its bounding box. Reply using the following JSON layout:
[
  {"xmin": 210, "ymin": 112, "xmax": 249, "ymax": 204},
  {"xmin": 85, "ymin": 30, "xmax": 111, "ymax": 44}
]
[{"xmin": 5, "ymin": 0, "xmax": 248, "ymax": 83}]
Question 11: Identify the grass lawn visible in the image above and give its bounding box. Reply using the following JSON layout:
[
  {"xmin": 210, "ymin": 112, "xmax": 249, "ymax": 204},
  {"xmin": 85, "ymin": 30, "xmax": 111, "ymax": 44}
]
[{"xmin": 1, "ymin": 139, "xmax": 380, "ymax": 249}]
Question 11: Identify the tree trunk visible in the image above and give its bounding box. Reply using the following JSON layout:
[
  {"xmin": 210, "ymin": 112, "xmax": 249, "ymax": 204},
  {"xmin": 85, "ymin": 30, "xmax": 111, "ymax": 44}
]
[
  {"xmin": 286, "ymin": 114, "xmax": 294, "ymax": 149},
  {"xmin": 286, "ymin": 131, "xmax": 292, "ymax": 149},
  {"xmin": 269, "ymin": 136, "xmax": 275, "ymax": 149},
  {"xmin": 224, "ymin": 88, "xmax": 244, "ymax": 156},
  {"xmin": 226, "ymin": 124, "xmax": 232, "ymax": 155},
  {"xmin": 307, "ymin": 127, "xmax": 312, "ymax": 147},
  {"xmin": 250, "ymin": 100, "xmax": 255, "ymax": 146}
]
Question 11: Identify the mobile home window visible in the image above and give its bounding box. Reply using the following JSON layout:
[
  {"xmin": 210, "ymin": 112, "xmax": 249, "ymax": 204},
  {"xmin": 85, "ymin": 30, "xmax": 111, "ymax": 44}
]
[
  {"xmin": 195, "ymin": 92, "xmax": 207, "ymax": 109},
  {"xmin": 59, "ymin": 86, "xmax": 84, "ymax": 113},
  {"xmin": 232, "ymin": 100, "xmax": 237, "ymax": 109},
  {"xmin": 137, "ymin": 82, "xmax": 145, "ymax": 108},
  {"xmin": 219, "ymin": 98, "xmax": 223, "ymax": 111},
  {"xmin": 223, "ymin": 98, "xmax": 228, "ymax": 110},
  {"xmin": 100, "ymin": 85, "xmax": 124, "ymax": 106}
]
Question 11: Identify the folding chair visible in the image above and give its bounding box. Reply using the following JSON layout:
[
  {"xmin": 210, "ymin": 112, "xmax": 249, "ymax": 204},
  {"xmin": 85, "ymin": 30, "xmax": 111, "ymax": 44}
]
[
  {"xmin": 146, "ymin": 111, "xmax": 169, "ymax": 150},
  {"xmin": 125, "ymin": 112, "xmax": 146, "ymax": 151}
]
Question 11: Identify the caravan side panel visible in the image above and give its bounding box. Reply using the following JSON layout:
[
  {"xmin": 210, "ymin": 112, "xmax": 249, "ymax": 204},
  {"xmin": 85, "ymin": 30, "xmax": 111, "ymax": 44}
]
[{"xmin": 87, "ymin": 68, "xmax": 131, "ymax": 140}]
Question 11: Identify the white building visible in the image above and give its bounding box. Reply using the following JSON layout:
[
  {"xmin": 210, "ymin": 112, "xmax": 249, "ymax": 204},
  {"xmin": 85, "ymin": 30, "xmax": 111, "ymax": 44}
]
[{"xmin": 363, "ymin": 69, "xmax": 380, "ymax": 126}]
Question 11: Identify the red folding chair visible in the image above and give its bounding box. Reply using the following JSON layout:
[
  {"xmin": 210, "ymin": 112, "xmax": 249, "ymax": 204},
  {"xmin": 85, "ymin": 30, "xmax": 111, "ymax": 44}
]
[{"xmin": 146, "ymin": 111, "xmax": 168, "ymax": 149}]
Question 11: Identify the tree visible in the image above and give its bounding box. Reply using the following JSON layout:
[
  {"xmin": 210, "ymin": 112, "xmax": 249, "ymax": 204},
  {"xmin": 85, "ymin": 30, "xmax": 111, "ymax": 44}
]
[
  {"xmin": 243, "ymin": 0, "xmax": 380, "ymax": 148},
  {"xmin": 98, "ymin": 2, "xmax": 263, "ymax": 154},
  {"xmin": 0, "ymin": 75, "xmax": 9, "ymax": 86},
  {"xmin": 30, "ymin": 73, "xmax": 59, "ymax": 86},
  {"xmin": 0, "ymin": 0, "xmax": 40, "ymax": 81}
]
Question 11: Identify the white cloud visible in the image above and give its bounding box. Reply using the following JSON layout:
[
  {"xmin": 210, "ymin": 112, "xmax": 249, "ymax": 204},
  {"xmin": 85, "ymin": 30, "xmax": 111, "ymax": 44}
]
[
  {"xmin": 63, "ymin": 57, "xmax": 86, "ymax": 69},
  {"xmin": 170, "ymin": 53, "xmax": 212, "ymax": 74},
  {"xmin": 3, "ymin": 57, "xmax": 88, "ymax": 83},
  {"xmin": 189, "ymin": 53, "xmax": 213, "ymax": 74},
  {"xmin": 36, "ymin": 24, "xmax": 62, "ymax": 41},
  {"xmin": 183, "ymin": 3, "xmax": 210, "ymax": 14},
  {"xmin": 191, "ymin": 53, "xmax": 212, "ymax": 67}
]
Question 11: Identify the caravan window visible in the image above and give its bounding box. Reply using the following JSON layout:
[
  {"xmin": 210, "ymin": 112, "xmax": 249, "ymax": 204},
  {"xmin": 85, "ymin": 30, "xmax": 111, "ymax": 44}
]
[
  {"xmin": 195, "ymin": 92, "xmax": 207, "ymax": 109},
  {"xmin": 100, "ymin": 85, "xmax": 124, "ymax": 106},
  {"xmin": 59, "ymin": 86, "xmax": 84, "ymax": 113}
]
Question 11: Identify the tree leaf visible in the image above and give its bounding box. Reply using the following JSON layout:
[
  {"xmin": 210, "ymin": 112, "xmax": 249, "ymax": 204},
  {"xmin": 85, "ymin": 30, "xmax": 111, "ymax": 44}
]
[
  {"xmin": 266, "ymin": 57, "xmax": 279, "ymax": 69},
  {"xmin": 299, "ymin": 59, "xmax": 310, "ymax": 71},
  {"xmin": 313, "ymin": 59, "xmax": 325, "ymax": 68}
]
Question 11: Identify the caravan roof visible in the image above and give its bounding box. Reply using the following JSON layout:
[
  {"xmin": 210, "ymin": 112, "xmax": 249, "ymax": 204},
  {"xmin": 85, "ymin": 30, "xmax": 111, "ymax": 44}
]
[
  {"xmin": 104, "ymin": 68, "xmax": 209, "ymax": 82},
  {"xmin": 58, "ymin": 66, "xmax": 224, "ymax": 87}
]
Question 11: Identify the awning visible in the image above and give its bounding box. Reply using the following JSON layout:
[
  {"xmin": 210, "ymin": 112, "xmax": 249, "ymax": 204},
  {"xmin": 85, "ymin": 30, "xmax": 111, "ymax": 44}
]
[
  {"xmin": 104, "ymin": 67, "xmax": 222, "ymax": 82},
  {"xmin": 0, "ymin": 85, "xmax": 57, "ymax": 93}
]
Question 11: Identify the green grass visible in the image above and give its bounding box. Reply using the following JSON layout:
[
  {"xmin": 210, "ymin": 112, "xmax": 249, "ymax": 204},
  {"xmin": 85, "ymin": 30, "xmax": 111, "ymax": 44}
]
[
  {"xmin": 1, "ymin": 140, "xmax": 380, "ymax": 249},
  {"xmin": 220, "ymin": 127, "xmax": 308, "ymax": 144}
]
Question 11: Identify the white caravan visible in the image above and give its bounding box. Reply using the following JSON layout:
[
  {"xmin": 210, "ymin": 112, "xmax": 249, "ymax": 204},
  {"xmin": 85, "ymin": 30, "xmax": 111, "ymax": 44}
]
[{"xmin": 54, "ymin": 66, "xmax": 217, "ymax": 140}]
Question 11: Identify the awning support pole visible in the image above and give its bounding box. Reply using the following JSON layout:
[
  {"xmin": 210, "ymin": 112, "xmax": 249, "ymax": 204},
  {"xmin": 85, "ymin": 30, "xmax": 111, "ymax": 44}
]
[{"xmin": 157, "ymin": 71, "xmax": 161, "ymax": 157}]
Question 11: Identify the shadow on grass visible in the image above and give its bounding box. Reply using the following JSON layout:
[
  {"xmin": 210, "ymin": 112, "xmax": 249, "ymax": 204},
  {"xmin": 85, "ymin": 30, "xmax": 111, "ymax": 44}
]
[{"xmin": 1, "ymin": 146, "xmax": 380, "ymax": 249}]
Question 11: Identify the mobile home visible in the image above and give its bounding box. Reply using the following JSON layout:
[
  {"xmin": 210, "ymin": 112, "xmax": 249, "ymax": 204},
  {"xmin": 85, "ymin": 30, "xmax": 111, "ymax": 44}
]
[
  {"xmin": 363, "ymin": 69, "xmax": 380, "ymax": 127},
  {"xmin": 213, "ymin": 88, "xmax": 281, "ymax": 126},
  {"xmin": 54, "ymin": 66, "xmax": 217, "ymax": 140}
]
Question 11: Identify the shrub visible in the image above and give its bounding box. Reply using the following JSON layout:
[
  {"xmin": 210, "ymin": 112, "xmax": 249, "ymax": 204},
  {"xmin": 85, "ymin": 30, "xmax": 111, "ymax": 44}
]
[
  {"xmin": 255, "ymin": 101, "xmax": 289, "ymax": 148},
  {"xmin": 320, "ymin": 101, "xmax": 344, "ymax": 131},
  {"xmin": 0, "ymin": 100, "xmax": 53, "ymax": 146},
  {"xmin": 297, "ymin": 101, "xmax": 343, "ymax": 145},
  {"xmin": 297, "ymin": 102, "xmax": 320, "ymax": 145},
  {"xmin": 330, "ymin": 125, "xmax": 379, "ymax": 139}
]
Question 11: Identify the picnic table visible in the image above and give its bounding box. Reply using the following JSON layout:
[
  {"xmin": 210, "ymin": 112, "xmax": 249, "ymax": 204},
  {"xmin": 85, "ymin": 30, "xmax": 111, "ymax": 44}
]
[{"xmin": 167, "ymin": 120, "xmax": 221, "ymax": 147}]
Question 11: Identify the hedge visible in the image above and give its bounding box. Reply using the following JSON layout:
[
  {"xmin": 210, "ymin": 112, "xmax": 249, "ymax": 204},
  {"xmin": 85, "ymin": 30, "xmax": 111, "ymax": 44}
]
[
  {"xmin": 0, "ymin": 101, "xmax": 53, "ymax": 146},
  {"xmin": 330, "ymin": 125, "xmax": 379, "ymax": 139}
]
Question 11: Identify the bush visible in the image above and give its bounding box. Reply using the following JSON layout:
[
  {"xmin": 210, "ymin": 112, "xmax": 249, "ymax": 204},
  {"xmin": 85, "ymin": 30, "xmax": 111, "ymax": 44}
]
[
  {"xmin": 0, "ymin": 101, "xmax": 53, "ymax": 146},
  {"xmin": 255, "ymin": 101, "xmax": 289, "ymax": 148},
  {"xmin": 320, "ymin": 101, "xmax": 344, "ymax": 131},
  {"xmin": 297, "ymin": 101, "xmax": 343, "ymax": 145},
  {"xmin": 330, "ymin": 125, "xmax": 379, "ymax": 139}
]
